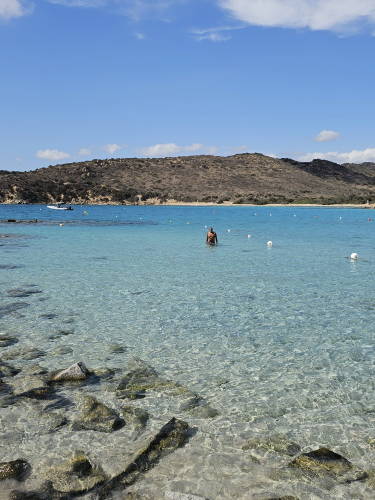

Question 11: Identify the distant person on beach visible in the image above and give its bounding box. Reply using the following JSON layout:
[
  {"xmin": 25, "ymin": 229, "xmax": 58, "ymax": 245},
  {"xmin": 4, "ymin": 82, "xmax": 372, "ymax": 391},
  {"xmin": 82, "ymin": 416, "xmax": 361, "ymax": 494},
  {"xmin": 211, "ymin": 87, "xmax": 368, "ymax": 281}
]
[{"xmin": 206, "ymin": 227, "xmax": 218, "ymax": 245}]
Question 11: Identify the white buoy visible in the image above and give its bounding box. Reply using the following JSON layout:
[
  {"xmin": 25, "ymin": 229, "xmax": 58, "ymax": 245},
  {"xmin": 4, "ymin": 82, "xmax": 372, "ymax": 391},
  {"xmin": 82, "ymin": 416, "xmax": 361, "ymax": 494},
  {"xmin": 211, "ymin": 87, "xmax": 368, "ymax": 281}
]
[
  {"xmin": 227, "ymin": 229, "xmax": 231, "ymax": 232},
  {"xmin": 267, "ymin": 241, "xmax": 273, "ymax": 247},
  {"xmin": 59, "ymin": 223, "xmax": 64, "ymax": 227},
  {"xmin": 247, "ymin": 234, "xmax": 251, "ymax": 238},
  {"xmin": 350, "ymin": 252, "xmax": 358, "ymax": 260}
]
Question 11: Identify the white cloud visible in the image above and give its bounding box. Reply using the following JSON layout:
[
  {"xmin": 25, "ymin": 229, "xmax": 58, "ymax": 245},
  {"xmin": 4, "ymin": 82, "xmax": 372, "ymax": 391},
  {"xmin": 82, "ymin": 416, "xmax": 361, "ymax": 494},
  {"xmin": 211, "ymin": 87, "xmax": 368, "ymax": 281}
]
[
  {"xmin": 315, "ymin": 130, "xmax": 340, "ymax": 142},
  {"xmin": 134, "ymin": 32, "xmax": 145, "ymax": 39},
  {"xmin": 78, "ymin": 148, "xmax": 92, "ymax": 156},
  {"xmin": 103, "ymin": 143, "xmax": 122, "ymax": 155},
  {"xmin": 219, "ymin": 0, "xmax": 375, "ymax": 33},
  {"xmin": 36, "ymin": 149, "xmax": 70, "ymax": 161},
  {"xmin": 0, "ymin": 0, "xmax": 30, "ymax": 19},
  {"xmin": 139, "ymin": 143, "xmax": 218, "ymax": 157},
  {"xmin": 298, "ymin": 148, "xmax": 375, "ymax": 164}
]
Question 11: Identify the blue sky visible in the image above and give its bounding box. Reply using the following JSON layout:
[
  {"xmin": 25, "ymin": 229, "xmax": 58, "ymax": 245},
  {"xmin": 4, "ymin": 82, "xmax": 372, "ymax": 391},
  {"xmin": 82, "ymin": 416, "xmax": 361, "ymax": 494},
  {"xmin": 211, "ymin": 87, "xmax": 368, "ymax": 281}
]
[{"xmin": 1, "ymin": 0, "xmax": 375, "ymax": 171}]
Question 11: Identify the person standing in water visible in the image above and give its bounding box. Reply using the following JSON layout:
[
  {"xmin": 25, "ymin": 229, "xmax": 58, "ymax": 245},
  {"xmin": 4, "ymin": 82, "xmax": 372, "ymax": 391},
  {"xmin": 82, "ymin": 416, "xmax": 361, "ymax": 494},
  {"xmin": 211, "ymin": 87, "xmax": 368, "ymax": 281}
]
[{"xmin": 206, "ymin": 227, "xmax": 218, "ymax": 245}]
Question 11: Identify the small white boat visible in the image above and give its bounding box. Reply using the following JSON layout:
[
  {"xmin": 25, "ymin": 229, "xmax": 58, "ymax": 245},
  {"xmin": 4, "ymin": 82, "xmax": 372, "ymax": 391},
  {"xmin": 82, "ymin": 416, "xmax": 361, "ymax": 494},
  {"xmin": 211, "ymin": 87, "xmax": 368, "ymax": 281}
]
[{"xmin": 47, "ymin": 204, "xmax": 73, "ymax": 211}]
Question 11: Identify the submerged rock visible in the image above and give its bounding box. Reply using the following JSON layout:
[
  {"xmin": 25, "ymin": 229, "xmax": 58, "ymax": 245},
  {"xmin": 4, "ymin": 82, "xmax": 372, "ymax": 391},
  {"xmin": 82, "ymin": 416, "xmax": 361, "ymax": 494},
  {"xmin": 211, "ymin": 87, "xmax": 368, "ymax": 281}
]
[
  {"xmin": 8, "ymin": 375, "xmax": 50, "ymax": 399},
  {"xmin": 50, "ymin": 362, "xmax": 89, "ymax": 382},
  {"xmin": 121, "ymin": 406, "xmax": 149, "ymax": 431},
  {"xmin": 7, "ymin": 288, "xmax": 42, "ymax": 298},
  {"xmin": 36, "ymin": 411, "xmax": 68, "ymax": 433},
  {"xmin": 9, "ymin": 485, "xmax": 55, "ymax": 500},
  {"xmin": 2, "ymin": 346, "xmax": 46, "ymax": 361},
  {"xmin": 0, "ymin": 302, "xmax": 30, "ymax": 318},
  {"xmin": 0, "ymin": 334, "xmax": 18, "ymax": 347},
  {"xmin": 188, "ymin": 404, "xmax": 219, "ymax": 419},
  {"xmin": 39, "ymin": 313, "xmax": 58, "ymax": 320},
  {"xmin": 48, "ymin": 329, "xmax": 74, "ymax": 340},
  {"xmin": 71, "ymin": 395, "xmax": 124, "ymax": 432},
  {"xmin": 43, "ymin": 450, "xmax": 107, "ymax": 494},
  {"xmin": 93, "ymin": 367, "xmax": 117, "ymax": 380},
  {"xmin": 116, "ymin": 358, "xmax": 196, "ymax": 399},
  {"xmin": 108, "ymin": 343, "xmax": 127, "ymax": 354},
  {"xmin": 0, "ymin": 264, "xmax": 24, "ymax": 270},
  {"xmin": 243, "ymin": 435, "xmax": 301, "ymax": 456},
  {"xmin": 0, "ymin": 459, "xmax": 31, "ymax": 481},
  {"xmin": 179, "ymin": 393, "xmax": 219, "ymax": 418},
  {"xmin": 96, "ymin": 417, "xmax": 190, "ymax": 495},
  {"xmin": 289, "ymin": 448, "xmax": 367, "ymax": 483},
  {"xmin": 22, "ymin": 364, "xmax": 48, "ymax": 376},
  {"xmin": 0, "ymin": 361, "xmax": 20, "ymax": 378},
  {"xmin": 51, "ymin": 346, "xmax": 73, "ymax": 356}
]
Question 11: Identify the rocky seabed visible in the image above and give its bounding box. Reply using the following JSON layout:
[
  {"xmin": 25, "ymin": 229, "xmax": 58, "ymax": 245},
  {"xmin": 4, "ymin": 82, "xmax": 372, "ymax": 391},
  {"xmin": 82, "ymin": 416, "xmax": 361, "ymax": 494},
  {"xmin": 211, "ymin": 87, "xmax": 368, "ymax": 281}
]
[{"xmin": 2, "ymin": 338, "xmax": 375, "ymax": 500}]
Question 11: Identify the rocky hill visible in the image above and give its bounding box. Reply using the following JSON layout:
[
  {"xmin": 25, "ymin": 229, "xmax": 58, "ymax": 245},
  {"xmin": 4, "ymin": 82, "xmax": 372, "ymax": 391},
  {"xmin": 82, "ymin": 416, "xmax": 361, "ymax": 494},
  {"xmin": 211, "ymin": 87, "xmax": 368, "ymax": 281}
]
[{"xmin": 1, "ymin": 153, "xmax": 375, "ymax": 205}]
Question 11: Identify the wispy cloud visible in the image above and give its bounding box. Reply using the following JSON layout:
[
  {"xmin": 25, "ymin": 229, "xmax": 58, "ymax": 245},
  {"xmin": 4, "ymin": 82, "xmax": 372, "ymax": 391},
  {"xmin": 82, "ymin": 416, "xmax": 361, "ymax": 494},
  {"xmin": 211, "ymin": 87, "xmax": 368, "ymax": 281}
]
[
  {"xmin": 0, "ymin": 0, "xmax": 31, "ymax": 20},
  {"xmin": 219, "ymin": 0, "xmax": 375, "ymax": 33},
  {"xmin": 36, "ymin": 149, "xmax": 70, "ymax": 161},
  {"xmin": 191, "ymin": 24, "xmax": 244, "ymax": 42},
  {"xmin": 139, "ymin": 143, "xmax": 218, "ymax": 157},
  {"xmin": 134, "ymin": 32, "xmax": 145, "ymax": 39},
  {"xmin": 315, "ymin": 130, "xmax": 340, "ymax": 142},
  {"xmin": 78, "ymin": 148, "xmax": 92, "ymax": 156},
  {"xmin": 47, "ymin": 0, "xmax": 108, "ymax": 7},
  {"xmin": 298, "ymin": 147, "xmax": 375, "ymax": 164},
  {"xmin": 48, "ymin": 0, "xmax": 185, "ymax": 20},
  {"xmin": 103, "ymin": 143, "xmax": 122, "ymax": 155}
]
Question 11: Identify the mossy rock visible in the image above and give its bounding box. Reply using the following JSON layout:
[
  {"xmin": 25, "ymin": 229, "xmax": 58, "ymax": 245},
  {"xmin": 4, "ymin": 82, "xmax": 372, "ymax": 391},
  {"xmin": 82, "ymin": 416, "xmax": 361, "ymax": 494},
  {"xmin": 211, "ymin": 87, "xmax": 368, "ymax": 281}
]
[
  {"xmin": 289, "ymin": 448, "xmax": 367, "ymax": 483},
  {"xmin": 95, "ymin": 418, "xmax": 190, "ymax": 495},
  {"xmin": 116, "ymin": 363, "xmax": 194, "ymax": 399},
  {"xmin": 37, "ymin": 411, "xmax": 68, "ymax": 434},
  {"xmin": 9, "ymin": 375, "xmax": 51, "ymax": 399},
  {"xmin": 243, "ymin": 435, "xmax": 301, "ymax": 456},
  {"xmin": 71, "ymin": 395, "xmax": 124, "ymax": 432},
  {"xmin": 121, "ymin": 406, "xmax": 149, "ymax": 430},
  {"xmin": 0, "ymin": 361, "xmax": 20, "ymax": 378},
  {"xmin": 0, "ymin": 335, "xmax": 18, "ymax": 347},
  {"xmin": 2, "ymin": 347, "xmax": 46, "ymax": 361},
  {"xmin": 0, "ymin": 459, "xmax": 31, "ymax": 481},
  {"xmin": 43, "ymin": 450, "xmax": 107, "ymax": 494},
  {"xmin": 21, "ymin": 364, "xmax": 48, "ymax": 376}
]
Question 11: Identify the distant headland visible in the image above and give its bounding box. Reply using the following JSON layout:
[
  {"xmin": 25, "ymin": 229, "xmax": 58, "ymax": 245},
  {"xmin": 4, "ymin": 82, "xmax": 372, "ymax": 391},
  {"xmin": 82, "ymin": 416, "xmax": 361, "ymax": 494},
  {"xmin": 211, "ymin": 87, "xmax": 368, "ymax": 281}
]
[{"xmin": 1, "ymin": 153, "xmax": 375, "ymax": 206}]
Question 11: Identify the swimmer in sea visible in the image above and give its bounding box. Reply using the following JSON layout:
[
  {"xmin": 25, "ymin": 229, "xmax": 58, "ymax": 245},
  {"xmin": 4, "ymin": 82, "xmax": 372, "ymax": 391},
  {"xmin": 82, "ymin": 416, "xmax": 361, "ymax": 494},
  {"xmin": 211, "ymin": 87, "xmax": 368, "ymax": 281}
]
[{"xmin": 206, "ymin": 227, "xmax": 218, "ymax": 245}]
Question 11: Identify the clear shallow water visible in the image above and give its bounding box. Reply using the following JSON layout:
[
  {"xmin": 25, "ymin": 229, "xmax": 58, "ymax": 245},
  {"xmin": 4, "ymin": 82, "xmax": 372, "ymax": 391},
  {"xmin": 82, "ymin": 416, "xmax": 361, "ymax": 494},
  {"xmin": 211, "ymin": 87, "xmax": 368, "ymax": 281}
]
[{"xmin": 1, "ymin": 205, "xmax": 375, "ymax": 499}]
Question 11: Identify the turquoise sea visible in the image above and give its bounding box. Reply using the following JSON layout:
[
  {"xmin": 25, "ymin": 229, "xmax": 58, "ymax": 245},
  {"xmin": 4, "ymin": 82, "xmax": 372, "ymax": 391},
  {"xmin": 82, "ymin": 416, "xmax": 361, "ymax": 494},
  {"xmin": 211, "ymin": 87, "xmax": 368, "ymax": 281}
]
[{"xmin": 1, "ymin": 205, "xmax": 375, "ymax": 499}]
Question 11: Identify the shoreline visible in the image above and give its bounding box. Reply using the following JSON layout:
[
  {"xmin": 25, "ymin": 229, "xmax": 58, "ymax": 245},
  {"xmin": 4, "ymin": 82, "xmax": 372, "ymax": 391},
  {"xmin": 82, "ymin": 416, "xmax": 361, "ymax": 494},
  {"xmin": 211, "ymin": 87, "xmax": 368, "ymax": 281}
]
[{"xmin": 1, "ymin": 201, "xmax": 374, "ymax": 208}]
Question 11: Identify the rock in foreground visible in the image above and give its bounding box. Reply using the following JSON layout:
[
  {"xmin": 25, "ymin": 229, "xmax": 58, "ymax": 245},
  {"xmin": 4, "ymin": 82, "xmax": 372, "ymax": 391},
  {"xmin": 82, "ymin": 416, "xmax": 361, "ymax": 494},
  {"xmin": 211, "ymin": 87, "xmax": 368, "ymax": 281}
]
[
  {"xmin": 71, "ymin": 395, "xmax": 124, "ymax": 433},
  {"xmin": 97, "ymin": 417, "xmax": 190, "ymax": 497},
  {"xmin": 50, "ymin": 361, "xmax": 89, "ymax": 382},
  {"xmin": 289, "ymin": 447, "xmax": 367, "ymax": 483},
  {"xmin": 43, "ymin": 450, "xmax": 107, "ymax": 494},
  {"xmin": 0, "ymin": 459, "xmax": 31, "ymax": 481}
]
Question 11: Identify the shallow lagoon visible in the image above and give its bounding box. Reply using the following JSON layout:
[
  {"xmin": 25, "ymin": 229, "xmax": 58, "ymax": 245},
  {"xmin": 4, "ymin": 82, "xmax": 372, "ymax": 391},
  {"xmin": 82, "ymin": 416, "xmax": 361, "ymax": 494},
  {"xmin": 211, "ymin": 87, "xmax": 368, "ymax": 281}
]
[{"xmin": 1, "ymin": 205, "xmax": 375, "ymax": 499}]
